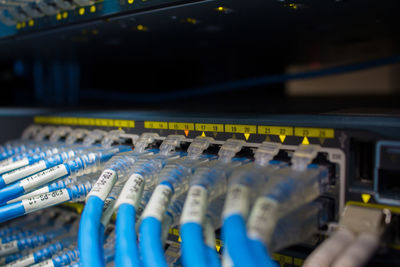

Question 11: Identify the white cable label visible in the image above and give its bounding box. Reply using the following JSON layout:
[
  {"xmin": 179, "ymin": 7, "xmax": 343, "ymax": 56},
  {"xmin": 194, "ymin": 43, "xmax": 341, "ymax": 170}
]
[
  {"xmin": 2, "ymin": 160, "xmax": 47, "ymax": 184},
  {"xmin": 223, "ymin": 184, "xmax": 250, "ymax": 218},
  {"xmin": 0, "ymin": 241, "xmax": 19, "ymax": 257},
  {"xmin": 32, "ymin": 259, "xmax": 55, "ymax": 267},
  {"xmin": 20, "ymin": 165, "xmax": 69, "ymax": 191},
  {"xmin": 180, "ymin": 185, "xmax": 208, "ymax": 224},
  {"xmin": 0, "ymin": 158, "xmax": 29, "ymax": 175},
  {"xmin": 247, "ymin": 197, "xmax": 278, "ymax": 242},
  {"xmin": 142, "ymin": 184, "xmax": 173, "ymax": 221},
  {"xmin": 88, "ymin": 169, "xmax": 117, "ymax": 201},
  {"xmin": 0, "ymin": 158, "xmax": 14, "ymax": 167},
  {"xmin": 115, "ymin": 174, "xmax": 145, "ymax": 209},
  {"xmin": 22, "ymin": 188, "xmax": 70, "ymax": 213},
  {"xmin": 5, "ymin": 254, "xmax": 35, "ymax": 267},
  {"xmin": 7, "ymin": 186, "xmax": 51, "ymax": 204}
]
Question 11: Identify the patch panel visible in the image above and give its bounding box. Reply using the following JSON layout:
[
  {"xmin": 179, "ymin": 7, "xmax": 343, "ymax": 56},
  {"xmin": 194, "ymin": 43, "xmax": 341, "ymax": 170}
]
[
  {"xmin": 0, "ymin": 111, "xmax": 399, "ymax": 267},
  {"xmin": 27, "ymin": 113, "xmax": 400, "ymax": 218}
]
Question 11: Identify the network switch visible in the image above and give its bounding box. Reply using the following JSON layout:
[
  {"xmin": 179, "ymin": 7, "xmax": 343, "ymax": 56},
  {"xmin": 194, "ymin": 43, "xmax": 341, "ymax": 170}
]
[{"xmin": 0, "ymin": 110, "xmax": 398, "ymax": 266}]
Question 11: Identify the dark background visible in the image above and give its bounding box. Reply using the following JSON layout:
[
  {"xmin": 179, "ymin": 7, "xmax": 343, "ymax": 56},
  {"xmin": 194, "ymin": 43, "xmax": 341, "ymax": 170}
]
[{"xmin": 0, "ymin": 0, "xmax": 399, "ymax": 113}]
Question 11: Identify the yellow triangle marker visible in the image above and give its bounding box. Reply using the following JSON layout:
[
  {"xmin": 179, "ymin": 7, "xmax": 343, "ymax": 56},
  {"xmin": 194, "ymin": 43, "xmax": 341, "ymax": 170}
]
[
  {"xmin": 279, "ymin": 135, "xmax": 286, "ymax": 143},
  {"xmin": 118, "ymin": 127, "xmax": 123, "ymax": 131},
  {"xmin": 302, "ymin": 136, "xmax": 310, "ymax": 145},
  {"xmin": 201, "ymin": 132, "xmax": 206, "ymax": 137},
  {"xmin": 362, "ymin": 193, "xmax": 371, "ymax": 203},
  {"xmin": 178, "ymin": 235, "xmax": 182, "ymax": 242},
  {"xmin": 244, "ymin": 133, "xmax": 250, "ymax": 140},
  {"xmin": 184, "ymin": 130, "xmax": 189, "ymax": 137},
  {"xmin": 216, "ymin": 245, "xmax": 221, "ymax": 252},
  {"xmin": 265, "ymin": 135, "xmax": 271, "ymax": 142}
]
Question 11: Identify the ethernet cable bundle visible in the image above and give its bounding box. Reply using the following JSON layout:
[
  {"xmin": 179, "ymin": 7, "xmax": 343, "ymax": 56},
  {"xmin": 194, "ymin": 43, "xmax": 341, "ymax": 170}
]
[{"xmin": 0, "ymin": 125, "xmax": 385, "ymax": 267}]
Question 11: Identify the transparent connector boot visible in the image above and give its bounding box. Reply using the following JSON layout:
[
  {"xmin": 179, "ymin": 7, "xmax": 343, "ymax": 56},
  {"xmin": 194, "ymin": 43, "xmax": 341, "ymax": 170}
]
[
  {"xmin": 218, "ymin": 139, "xmax": 244, "ymax": 164},
  {"xmin": 65, "ymin": 129, "xmax": 90, "ymax": 145},
  {"xmin": 254, "ymin": 141, "xmax": 281, "ymax": 166},
  {"xmin": 159, "ymin": 135, "xmax": 186, "ymax": 156},
  {"xmin": 19, "ymin": 3, "xmax": 44, "ymax": 18},
  {"xmin": 101, "ymin": 130, "xmax": 125, "ymax": 148},
  {"xmin": 49, "ymin": 127, "xmax": 72, "ymax": 143},
  {"xmin": 268, "ymin": 201, "xmax": 322, "ymax": 251},
  {"xmin": 34, "ymin": 127, "xmax": 57, "ymax": 142},
  {"xmin": 36, "ymin": 0, "xmax": 59, "ymax": 15},
  {"xmin": 82, "ymin": 129, "xmax": 107, "ymax": 147},
  {"xmin": 21, "ymin": 125, "xmax": 42, "ymax": 141},
  {"xmin": 53, "ymin": 0, "xmax": 74, "ymax": 9},
  {"xmin": 291, "ymin": 144, "xmax": 320, "ymax": 171},
  {"xmin": 72, "ymin": 0, "xmax": 93, "ymax": 6}
]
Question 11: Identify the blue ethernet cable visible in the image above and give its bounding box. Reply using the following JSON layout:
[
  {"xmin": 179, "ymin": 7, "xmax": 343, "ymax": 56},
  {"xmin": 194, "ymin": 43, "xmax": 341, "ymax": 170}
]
[
  {"xmin": 1, "ymin": 251, "xmax": 29, "ymax": 265},
  {"xmin": 79, "ymin": 133, "xmax": 161, "ymax": 267},
  {"xmin": 0, "ymin": 147, "xmax": 47, "ymax": 175},
  {"xmin": 0, "ymin": 125, "xmax": 76, "ymax": 171},
  {"xmin": 0, "ymin": 127, "xmax": 107, "ymax": 189},
  {"xmin": 113, "ymin": 135, "xmax": 189, "ymax": 267},
  {"xmin": 180, "ymin": 139, "xmax": 246, "ymax": 267},
  {"xmin": 245, "ymin": 201, "xmax": 326, "ymax": 267},
  {"xmin": 0, "ymin": 226, "xmax": 70, "ymax": 257},
  {"xmin": 0, "ymin": 143, "xmax": 31, "ymax": 161},
  {"xmin": 245, "ymin": 163, "xmax": 329, "ymax": 266},
  {"xmin": 0, "ymin": 149, "xmax": 80, "ymax": 189},
  {"xmin": 0, "ymin": 179, "xmax": 95, "ymax": 223},
  {"xmin": 6, "ymin": 171, "xmax": 101, "ymax": 204},
  {"xmin": 0, "ymin": 126, "xmax": 63, "ymax": 162},
  {"xmin": 67, "ymin": 248, "xmax": 115, "ymax": 267},
  {"xmin": 5, "ymin": 235, "xmax": 76, "ymax": 267},
  {"xmin": 114, "ymin": 156, "xmax": 177, "ymax": 267},
  {"xmin": 221, "ymin": 142, "xmax": 286, "ymax": 267},
  {"xmin": 0, "ymin": 229, "xmax": 34, "ymax": 243},
  {"xmin": 0, "ymin": 146, "xmax": 128, "ymax": 204},
  {"xmin": 0, "ymin": 141, "xmax": 86, "ymax": 176},
  {"xmin": 0, "ymin": 213, "xmax": 48, "ymax": 238},
  {"xmin": 139, "ymin": 137, "xmax": 214, "ymax": 267},
  {"xmin": 32, "ymin": 248, "xmax": 80, "ymax": 267}
]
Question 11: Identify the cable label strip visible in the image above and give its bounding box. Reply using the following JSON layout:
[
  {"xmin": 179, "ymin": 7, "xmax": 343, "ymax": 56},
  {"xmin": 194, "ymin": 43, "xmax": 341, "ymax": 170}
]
[
  {"xmin": 7, "ymin": 254, "xmax": 35, "ymax": 267},
  {"xmin": 223, "ymin": 184, "xmax": 250, "ymax": 217},
  {"xmin": 0, "ymin": 157, "xmax": 15, "ymax": 166},
  {"xmin": 2, "ymin": 160, "xmax": 47, "ymax": 185},
  {"xmin": 115, "ymin": 173, "xmax": 144, "ymax": 209},
  {"xmin": 180, "ymin": 185, "xmax": 208, "ymax": 224},
  {"xmin": 22, "ymin": 188, "xmax": 70, "ymax": 213},
  {"xmin": 8, "ymin": 186, "xmax": 51, "ymax": 205},
  {"xmin": 88, "ymin": 169, "xmax": 117, "ymax": 201},
  {"xmin": 0, "ymin": 240, "xmax": 19, "ymax": 257},
  {"xmin": 247, "ymin": 197, "xmax": 278, "ymax": 242},
  {"xmin": 20, "ymin": 164, "xmax": 69, "ymax": 191},
  {"xmin": 0, "ymin": 158, "xmax": 29, "ymax": 175},
  {"xmin": 142, "ymin": 184, "xmax": 173, "ymax": 221}
]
